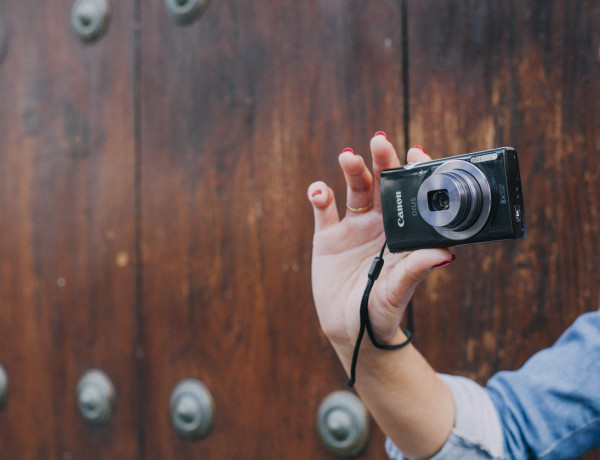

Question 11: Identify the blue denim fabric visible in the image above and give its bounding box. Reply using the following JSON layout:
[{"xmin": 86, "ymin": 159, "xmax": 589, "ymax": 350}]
[
  {"xmin": 487, "ymin": 310, "xmax": 600, "ymax": 459},
  {"xmin": 387, "ymin": 310, "xmax": 600, "ymax": 460}
]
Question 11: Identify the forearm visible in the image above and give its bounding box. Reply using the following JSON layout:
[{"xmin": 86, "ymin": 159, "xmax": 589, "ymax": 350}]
[
  {"xmin": 331, "ymin": 331, "xmax": 454, "ymax": 460},
  {"xmin": 308, "ymin": 137, "xmax": 459, "ymax": 458}
]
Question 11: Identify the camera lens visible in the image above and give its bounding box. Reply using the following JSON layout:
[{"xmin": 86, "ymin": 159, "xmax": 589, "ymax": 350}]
[
  {"xmin": 428, "ymin": 190, "xmax": 450, "ymax": 212},
  {"xmin": 417, "ymin": 160, "xmax": 492, "ymax": 240}
]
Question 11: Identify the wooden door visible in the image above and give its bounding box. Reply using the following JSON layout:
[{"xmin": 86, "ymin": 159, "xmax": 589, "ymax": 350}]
[
  {"xmin": 408, "ymin": 1, "xmax": 600, "ymax": 459},
  {"xmin": 0, "ymin": 1, "xmax": 140, "ymax": 459},
  {"xmin": 138, "ymin": 0, "xmax": 404, "ymax": 457},
  {"xmin": 0, "ymin": 0, "xmax": 599, "ymax": 459}
]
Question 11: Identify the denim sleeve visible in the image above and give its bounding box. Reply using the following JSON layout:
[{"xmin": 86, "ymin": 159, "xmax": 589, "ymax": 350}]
[
  {"xmin": 386, "ymin": 374, "xmax": 505, "ymax": 460},
  {"xmin": 486, "ymin": 310, "xmax": 600, "ymax": 459}
]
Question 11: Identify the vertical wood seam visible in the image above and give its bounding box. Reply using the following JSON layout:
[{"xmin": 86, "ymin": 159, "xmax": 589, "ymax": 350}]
[
  {"xmin": 133, "ymin": 0, "xmax": 147, "ymax": 458},
  {"xmin": 400, "ymin": 0, "xmax": 415, "ymax": 333}
]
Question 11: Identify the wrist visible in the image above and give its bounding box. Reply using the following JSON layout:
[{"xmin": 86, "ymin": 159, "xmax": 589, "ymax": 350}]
[
  {"xmin": 376, "ymin": 327, "xmax": 409, "ymax": 347},
  {"xmin": 329, "ymin": 327, "xmax": 414, "ymax": 378}
]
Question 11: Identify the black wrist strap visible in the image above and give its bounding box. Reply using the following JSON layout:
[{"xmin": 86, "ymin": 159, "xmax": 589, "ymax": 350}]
[{"xmin": 347, "ymin": 241, "xmax": 414, "ymax": 387}]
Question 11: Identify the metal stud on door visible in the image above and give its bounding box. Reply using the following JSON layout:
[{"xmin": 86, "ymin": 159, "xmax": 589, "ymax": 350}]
[
  {"xmin": 317, "ymin": 391, "xmax": 371, "ymax": 457},
  {"xmin": 165, "ymin": 0, "xmax": 210, "ymax": 25},
  {"xmin": 169, "ymin": 379, "xmax": 215, "ymax": 441},
  {"xmin": 76, "ymin": 369, "xmax": 116, "ymax": 426},
  {"xmin": 71, "ymin": 0, "xmax": 110, "ymax": 42},
  {"xmin": 0, "ymin": 364, "xmax": 7, "ymax": 411}
]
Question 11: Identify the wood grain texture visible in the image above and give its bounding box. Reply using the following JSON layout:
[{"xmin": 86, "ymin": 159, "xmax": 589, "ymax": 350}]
[
  {"xmin": 407, "ymin": 1, "xmax": 600, "ymax": 458},
  {"xmin": 0, "ymin": 0, "xmax": 598, "ymax": 458},
  {"xmin": 138, "ymin": 0, "xmax": 405, "ymax": 457},
  {"xmin": 0, "ymin": 2, "xmax": 139, "ymax": 458}
]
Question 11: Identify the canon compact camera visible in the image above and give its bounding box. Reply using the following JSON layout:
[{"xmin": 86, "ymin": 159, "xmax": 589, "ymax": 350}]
[{"xmin": 380, "ymin": 147, "xmax": 526, "ymax": 253}]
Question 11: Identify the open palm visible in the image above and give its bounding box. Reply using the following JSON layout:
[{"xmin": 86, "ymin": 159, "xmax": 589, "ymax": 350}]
[{"xmin": 308, "ymin": 135, "xmax": 454, "ymax": 355}]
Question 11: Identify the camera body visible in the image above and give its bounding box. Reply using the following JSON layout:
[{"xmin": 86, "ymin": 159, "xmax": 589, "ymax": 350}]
[{"xmin": 380, "ymin": 147, "xmax": 525, "ymax": 253}]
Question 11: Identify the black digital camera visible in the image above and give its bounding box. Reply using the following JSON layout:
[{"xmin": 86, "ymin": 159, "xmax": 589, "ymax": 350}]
[{"xmin": 380, "ymin": 147, "xmax": 526, "ymax": 253}]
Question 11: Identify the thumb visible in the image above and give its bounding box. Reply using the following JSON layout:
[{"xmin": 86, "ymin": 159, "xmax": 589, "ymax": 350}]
[{"xmin": 386, "ymin": 249, "xmax": 455, "ymax": 306}]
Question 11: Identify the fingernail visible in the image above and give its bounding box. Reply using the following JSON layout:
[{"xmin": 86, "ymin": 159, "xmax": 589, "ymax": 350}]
[
  {"xmin": 432, "ymin": 254, "xmax": 456, "ymax": 269},
  {"xmin": 311, "ymin": 189, "xmax": 323, "ymax": 197},
  {"xmin": 413, "ymin": 145, "xmax": 427, "ymax": 154},
  {"xmin": 342, "ymin": 147, "xmax": 356, "ymax": 155},
  {"xmin": 374, "ymin": 131, "xmax": 388, "ymax": 139}
]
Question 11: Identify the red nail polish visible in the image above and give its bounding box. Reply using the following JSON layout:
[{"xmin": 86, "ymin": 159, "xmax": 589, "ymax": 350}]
[
  {"xmin": 374, "ymin": 131, "xmax": 388, "ymax": 139},
  {"xmin": 432, "ymin": 254, "xmax": 456, "ymax": 268},
  {"xmin": 413, "ymin": 145, "xmax": 427, "ymax": 154},
  {"xmin": 311, "ymin": 189, "xmax": 323, "ymax": 197},
  {"xmin": 342, "ymin": 147, "xmax": 356, "ymax": 155}
]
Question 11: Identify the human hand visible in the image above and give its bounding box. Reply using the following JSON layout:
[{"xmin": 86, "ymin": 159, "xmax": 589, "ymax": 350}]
[{"xmin": 308, "ymin": 134, "xmax": 455, "ymax": 355}]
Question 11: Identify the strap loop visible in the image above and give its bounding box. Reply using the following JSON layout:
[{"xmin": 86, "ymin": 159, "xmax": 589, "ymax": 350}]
[{"xmin": 347, "ymin": 242, "xmax": 414, "ymax": 387}]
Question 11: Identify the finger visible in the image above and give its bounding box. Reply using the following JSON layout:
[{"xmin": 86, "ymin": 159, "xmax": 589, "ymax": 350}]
[
  {"xmin": 386, "ymin": 248, "xmax": 455, "ymax": 307},
  {"xmin": 407, "ymin": 145, "xmax": 431, "ymax": 164},
  {"xmin": 370, "ymin": 132, "xmax": 401, "ymax": 212},
  {"xmin": 338, "ymin": 148, "xmax": 373, "ymax": 216},
  {"xmin": 307, "ymin": 181, "xmax": 340, "ymax": 231}
]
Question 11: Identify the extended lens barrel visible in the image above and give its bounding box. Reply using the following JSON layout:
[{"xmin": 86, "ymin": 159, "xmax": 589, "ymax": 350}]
[{"xmin": 417, "ymin": 160, "xmax": 491, "ymax": 240}]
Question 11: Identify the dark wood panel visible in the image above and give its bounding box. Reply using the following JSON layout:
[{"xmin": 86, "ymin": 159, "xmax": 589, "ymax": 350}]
[
  {"xmin": 0, "ymin": 2, "xmax": 139, "ymax": 458},
  {"xmin": 139, "ymin": 0, "xmax": 406, "ymax": 457},
  {"xmin": 3, "ymin": 0, "xmax": 596, "ymax": 458},
  {"xmin": 407, "ymin": 1, "xmax": 600, "ymax": 458}
]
